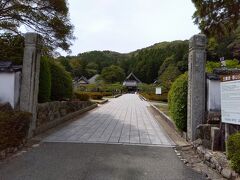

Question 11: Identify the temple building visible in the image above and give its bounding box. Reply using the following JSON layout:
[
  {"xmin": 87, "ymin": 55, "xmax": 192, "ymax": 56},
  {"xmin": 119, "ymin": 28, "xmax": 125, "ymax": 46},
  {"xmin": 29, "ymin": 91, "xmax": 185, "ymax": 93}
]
[{"xmin": 123, "ymin": 72, "xmax": 141, "ymax": 92}]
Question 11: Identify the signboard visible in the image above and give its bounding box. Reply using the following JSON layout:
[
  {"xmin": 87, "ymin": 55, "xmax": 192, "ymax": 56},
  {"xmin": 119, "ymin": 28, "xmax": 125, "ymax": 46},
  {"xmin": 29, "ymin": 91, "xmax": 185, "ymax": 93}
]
[
  {"xmin": 155, "ymin": 87, "xmax": 162, "ymax": 95},
  {"xmin": 221, "ymin": 79, "xmax": 240, "ymax": 125},
  {"xmin": 220, "ymin": 57, "xmax": 226, "ymax": 67}
]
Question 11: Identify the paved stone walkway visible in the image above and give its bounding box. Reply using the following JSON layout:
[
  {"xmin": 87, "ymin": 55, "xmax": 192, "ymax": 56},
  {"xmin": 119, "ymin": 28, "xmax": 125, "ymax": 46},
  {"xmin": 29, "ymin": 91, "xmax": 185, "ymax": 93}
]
[{"xmin": 44, "ymin": 94, "xmax": 174, "ymax": 146}]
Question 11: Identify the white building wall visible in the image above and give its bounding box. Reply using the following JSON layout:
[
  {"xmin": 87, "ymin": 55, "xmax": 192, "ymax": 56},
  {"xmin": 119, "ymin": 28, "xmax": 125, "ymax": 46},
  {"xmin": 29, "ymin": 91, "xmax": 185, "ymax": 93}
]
[
  {"xmin": 0, "ymin": 72, "xmax": 21, "ymax": 108},
  {"xmin": 207, "ymin": 79, "xmax": 221, "ymax": 111}
]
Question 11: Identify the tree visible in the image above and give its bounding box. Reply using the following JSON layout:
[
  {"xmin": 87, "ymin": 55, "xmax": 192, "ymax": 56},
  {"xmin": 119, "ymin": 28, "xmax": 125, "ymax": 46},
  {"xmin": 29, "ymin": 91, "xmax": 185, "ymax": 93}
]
[
  {"xmin": 0, "ymin": 33, "xmax": 24, "ymax": 64},
  {"xmin": 0, "ymin": 0, "xmax": 74, "ymax": 52},
  {"xmin": 100, "ymin": 65, "xmax": 125, "ymax": 83},
  {"xmin": 58, "ymin": 56, "xmax": 73, "ymax": 73},
  {"xmin": 38, "ymin": 57, "xmax": 51, "ymax": 103},
  {"xmin": 192, "ymin": 0, "xmax": 240, "ymax": 38},
  {"xmin": 49, "ymin": 61, "xmax": 73, "ymax": 100},
  {"xmin": 205, "ymin": 27, "xmax": 240, "ymax": 61}
]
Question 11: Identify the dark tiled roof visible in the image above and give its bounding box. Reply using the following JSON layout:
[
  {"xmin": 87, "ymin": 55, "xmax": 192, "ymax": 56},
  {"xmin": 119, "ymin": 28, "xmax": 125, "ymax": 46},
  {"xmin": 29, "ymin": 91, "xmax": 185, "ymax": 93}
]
[
  {"xmin": 213, "ymin": 68, "xmax": 240, "ymax": 75},
  {"xmin": 125, "ymin": 72, "xmax": 141, "ymax": 83},
  {"xmin": 206, "ymin": 73, "xmax": 220, "ymax": 80},
  {"xmin": 0, "ymin": 61, "xmax": 12, "ymax": 68},
  {"xmin": 88, "ymin": 74, "xmax": 100, "ymax": 84},
  {"xmin": 78, "ymin": 76, "xmax": 89, "ymax": 84},
  {"xmin": 0, "ymin": 61, "xmax": 22, "ymax": 72}
]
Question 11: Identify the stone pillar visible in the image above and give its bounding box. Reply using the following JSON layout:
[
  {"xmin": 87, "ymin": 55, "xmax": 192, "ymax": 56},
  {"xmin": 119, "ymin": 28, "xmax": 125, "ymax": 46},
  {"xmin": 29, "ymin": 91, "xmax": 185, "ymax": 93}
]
[
  {"xmin": 20, "ymin": 33, "xmax": 42, "ymax": 137},
  {"xmin": 187, "ymin": 34, "xmax": 207, "ymax": 141}
]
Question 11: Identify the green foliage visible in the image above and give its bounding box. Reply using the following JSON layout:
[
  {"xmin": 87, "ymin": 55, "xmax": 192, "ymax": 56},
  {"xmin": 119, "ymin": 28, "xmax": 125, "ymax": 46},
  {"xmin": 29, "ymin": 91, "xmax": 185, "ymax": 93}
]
[
  {"xmin": 88, "ymin": 92, "xmax": 103, "ymax": 100},
  {"xmin": 0, "ymin": 0, "xmax": 74, "ymax": 52},
  {"xmin": 0, "ymin": 33, "xmax": 24, "ymax": 64},
  {"xmin": 207, "ymin": 36, "xmax": 234, "ymax": 60},
  {"xmin": 78, "ymin": 51, "xmax": 130, "ymax": 73},
  {"xmin": 49, "ymin": 61, "xmax": 73, "ymax": 101},
  {"xmin": 101, "ymin": 92, "xmax": 113, "ymax": 96},
  {"xmin": 192, "ymin": 1, "xmax": 240, "ymax": 60},
  {"xmin": 75, "ymin": 92, "xmax": 103, "ymax": 100},
  {"xmin": 141, "ymin": 93, "xmax": 168, "ymax": 102},
  {"xmin": 168, "ymin": 73, "xmax": 188, "ymax": 131},
  {"xmin": 206, "ymin": 59, "xmax": 240, "ymax": 73},
  {"xmin": 225, "ymin": 59, "xmax": 240, "ymax": 68},
  {"xmin": 84, "ymin": 84, "xmax": 99, "ymax": 92},
  {"xmin": 159, "ymin": 63, "xmax": 181, "ymax": 92},
  {"xmin": 100, "ymin": 83, "xmax": 123, "ymax": 92},
  {"xmin": 74, "ymin": 92, "xmax": 90, "ymax": 101},
  {"xmin": 192, "ymin": 0, "xmax": 240, "ymax": 38},
  {"xmin": 133, "ymin": 41, "xmax": 188, "ymax": 84},
  {"xmin": 138, "ymin": 83, "xmax": 155, "ymax": 93},
  {"xmin": 206, "ymin": 61, "xmax": 221, "ymax": 73},
  {"xmin": 78, "ymin": 83, "xmax": 123, "ymax": 94},
  {"xmin": 0, "ymin": 111, "xmax": 31, "ymax": 151},
  {"xmin": 58, "ymin": 57, "xmax": 73, "ymax": 73},
  {"xmin": 100, "ymin": 65, "xmax": 125, "ymax": 83},
  {"xmin": 57, "ymin": 40, "xmax": 188, "ymax": 87},
  {"xmin": 227, "ymin": 132, "xmax": 240, "ymax": 173},
  {"xmin": 38, "ymin": 57, "xmax": 51, "ymax": 103}
]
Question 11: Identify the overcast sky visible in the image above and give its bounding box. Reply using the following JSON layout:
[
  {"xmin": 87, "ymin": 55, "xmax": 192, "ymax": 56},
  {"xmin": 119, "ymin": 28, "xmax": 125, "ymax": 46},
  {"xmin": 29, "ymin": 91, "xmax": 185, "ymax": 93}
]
[{"xmin": 64, "ymin": 0, "xmax": 200, "ymax": 56}]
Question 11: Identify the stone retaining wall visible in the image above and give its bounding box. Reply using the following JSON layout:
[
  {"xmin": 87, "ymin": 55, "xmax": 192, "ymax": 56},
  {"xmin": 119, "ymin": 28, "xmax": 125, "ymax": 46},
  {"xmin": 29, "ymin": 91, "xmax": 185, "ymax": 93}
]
[
  {"xmin": 35, "ymin": 101, "xmax": 97, "ymax": 134},
  {"xmin": 193, "ymin": 139, "xmax": 239, "ymax": 179}
]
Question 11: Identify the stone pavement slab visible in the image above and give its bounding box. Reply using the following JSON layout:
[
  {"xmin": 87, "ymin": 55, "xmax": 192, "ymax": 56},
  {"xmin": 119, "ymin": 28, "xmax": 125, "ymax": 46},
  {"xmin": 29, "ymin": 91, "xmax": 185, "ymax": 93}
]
[{"xmin": 44, "ymin": 94, "xmax": 175, "ymax": 146}]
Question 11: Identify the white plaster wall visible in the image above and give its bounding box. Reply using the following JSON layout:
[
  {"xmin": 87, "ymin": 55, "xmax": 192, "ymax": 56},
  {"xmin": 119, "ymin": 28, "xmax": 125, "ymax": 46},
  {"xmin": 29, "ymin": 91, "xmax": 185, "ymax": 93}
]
[
  {"xmin": 0, "ymin": 72, "xmax": 17, "ymax": 108},
  {"xmin": 207, "ymin": 79, "xmax": 221, "ymax": 111}
]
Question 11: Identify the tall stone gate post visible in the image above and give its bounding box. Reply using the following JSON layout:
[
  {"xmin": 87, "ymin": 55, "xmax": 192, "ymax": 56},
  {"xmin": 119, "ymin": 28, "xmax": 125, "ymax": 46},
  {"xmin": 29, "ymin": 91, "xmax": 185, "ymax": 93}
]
[
  {"xmin": 187, "ymin": 34, "xmax": 207, "ymax": 141},
  {"xmin": 20, "ymin": 33, "xmax": 42, "ymax": 137}
]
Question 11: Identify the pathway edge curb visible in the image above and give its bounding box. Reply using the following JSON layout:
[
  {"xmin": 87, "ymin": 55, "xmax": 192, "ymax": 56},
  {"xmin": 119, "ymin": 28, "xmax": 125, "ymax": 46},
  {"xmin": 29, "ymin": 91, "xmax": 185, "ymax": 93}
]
[{"xmin": 34, "ymin": 103, "xmax": 98, "ymax": 135}]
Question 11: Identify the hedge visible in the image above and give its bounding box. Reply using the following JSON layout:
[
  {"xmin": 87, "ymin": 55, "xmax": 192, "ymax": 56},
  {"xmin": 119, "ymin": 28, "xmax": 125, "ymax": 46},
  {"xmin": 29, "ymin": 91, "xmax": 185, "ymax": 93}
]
[
  {"xmin": 168, "ymin": 73, "xmax": 188, "ymax": 131},
  {"xmin": 74, "ymin": 92, "xmax": 105, "ymax": 100},
  {"xmin": 227, "ymin": 132, "xmax": 240, "ymax": 173},
  {"xmin": 140, "ymin": 93, "xmax": 168, "ymax": 102},
  {"xmin": 89, "ymin": 92, "xmax": 103, "ymax": 100},
  {"xmin": 38, "ymin": 57, "xmax": 51, "ymax": 103},
  {"xmin": 0, "ymin": 111, "xmax": 31, "ymax": 151},
  {"xmin": 101, "ymin": 92, "xmax": 112, "ymax": 97},
  {"xmin": 74, "ymin": 92, "xmax": 90, "ymax": 101},
  {"xmin": 49, "ymin": 61, "xmax": 73, "ymax": 101}
]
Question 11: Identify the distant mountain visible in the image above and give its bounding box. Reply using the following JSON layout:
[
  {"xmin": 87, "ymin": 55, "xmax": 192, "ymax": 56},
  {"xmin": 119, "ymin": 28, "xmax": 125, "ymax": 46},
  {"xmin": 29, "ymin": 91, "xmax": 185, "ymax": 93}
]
[{"xmin": 59, "ymin": 40, "xmax": 189, "ymax": 92}]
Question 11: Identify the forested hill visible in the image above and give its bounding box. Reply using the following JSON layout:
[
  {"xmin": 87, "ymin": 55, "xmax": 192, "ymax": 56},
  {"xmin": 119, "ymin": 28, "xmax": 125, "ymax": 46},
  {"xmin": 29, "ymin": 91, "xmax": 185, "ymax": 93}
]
[{"xmin": 58, "ymin": 40, "xmax": 189, "ymax": 91}]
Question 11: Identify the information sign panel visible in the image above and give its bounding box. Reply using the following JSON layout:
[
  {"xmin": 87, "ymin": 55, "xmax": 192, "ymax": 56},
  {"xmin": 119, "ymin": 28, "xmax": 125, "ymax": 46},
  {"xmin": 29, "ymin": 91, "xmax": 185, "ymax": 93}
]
[
  {"xmin": 221, "ymin": 80, "xmax": 240, "ymax": 125},
  {"xmin": 155, "ymin": 87, "xmax": 162, "ymax": 95}
]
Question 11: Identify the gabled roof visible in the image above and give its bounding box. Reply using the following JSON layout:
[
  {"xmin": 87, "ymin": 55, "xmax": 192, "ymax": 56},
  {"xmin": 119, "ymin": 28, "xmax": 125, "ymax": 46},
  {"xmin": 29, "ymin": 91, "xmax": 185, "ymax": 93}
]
[
  {"xmin": 125, "ymin": 72, "xmax": 141, "ymax": 83},
  {"xmin": 88, "ymin": 74, "xmax": 100, "ymax": 84},
  {"xmin": 78, "ymin": 76, "xmax": 89, "ymax": 84}
]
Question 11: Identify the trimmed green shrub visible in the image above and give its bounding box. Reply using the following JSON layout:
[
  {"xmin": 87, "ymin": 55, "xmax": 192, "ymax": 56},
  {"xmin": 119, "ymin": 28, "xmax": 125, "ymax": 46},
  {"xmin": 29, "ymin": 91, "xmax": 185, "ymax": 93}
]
[
  {"xmin": 206, "ymin": 59, "xmax": 240, "ymax": 73},
  {"xmin": 227, "ymin": 132, "xmax": 240, "ymax": 173},
  {"xmin": 101, "ymin": 92, "xmax": 112, "ymax": 97},
  {"xmin": 49, "ymin": 61, "xmax": 73, "ymax": 101},
  {"xmin": 89, "ymin": 92, "xmax": 103, "ymax": 100},
  {"xmin": 168, "ymin": 73, "xmax": 188, "ymax": 131},
  {"xmin": 140, "ymin": 93, "xmax": 168, "ymax": 102},
  {"xmin": 74, "ymin": 92, "xmax": 90, "ymax": 101},
  {"xmin": 38, "ymin": 57, "xmax": 51, "ymax": 103},
  {"xmin": 0, "ymin": 111, "xmax": 31, "ymax": 151}
]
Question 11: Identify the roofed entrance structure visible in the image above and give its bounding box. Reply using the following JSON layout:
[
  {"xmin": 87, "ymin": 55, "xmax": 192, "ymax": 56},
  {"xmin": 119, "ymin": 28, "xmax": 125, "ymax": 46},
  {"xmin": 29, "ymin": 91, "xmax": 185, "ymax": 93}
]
[{"xmin": 123, "ymin": 72, "xmax": 141, "ymax": 92}]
